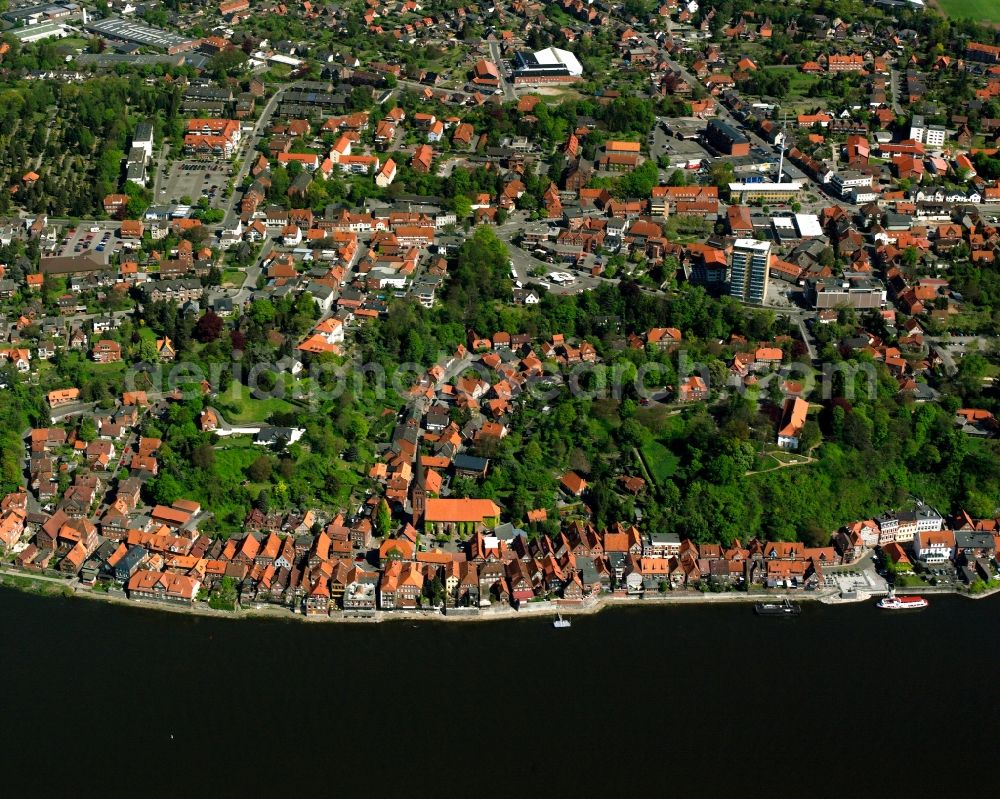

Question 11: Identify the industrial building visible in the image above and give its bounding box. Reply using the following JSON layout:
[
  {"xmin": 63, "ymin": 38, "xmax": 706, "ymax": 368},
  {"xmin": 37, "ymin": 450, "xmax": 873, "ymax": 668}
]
[
  {"xmin": 2, "ymin": 2, "xmax": 80, "ymax": 24},
  {"xmin": 84, "ymin": 16, "xmax": 196, "ymax": 54},
  {"xmin": 11, "ymin": 21, "xmax": 73, "ymax": 42}
]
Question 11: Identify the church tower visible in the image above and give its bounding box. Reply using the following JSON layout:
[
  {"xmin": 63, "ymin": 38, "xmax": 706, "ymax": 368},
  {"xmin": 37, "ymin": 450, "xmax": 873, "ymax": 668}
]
[{"xmin": 411, "ymin": 454, "xmax": 426, "ymax": 527}]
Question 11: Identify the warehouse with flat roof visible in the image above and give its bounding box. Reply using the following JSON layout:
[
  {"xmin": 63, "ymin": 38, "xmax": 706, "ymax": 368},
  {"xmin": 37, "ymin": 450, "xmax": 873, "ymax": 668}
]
[
  {"xmin": 84, "ymin": 16, "xmax": 196, "ymax": 54},
  {"xmin": 2, "ymin": 2, "xmax": 79, "ymax": 24},
  {"xmin": 12, "ymin": 21, "xmax": 73, "ymax": 42}
]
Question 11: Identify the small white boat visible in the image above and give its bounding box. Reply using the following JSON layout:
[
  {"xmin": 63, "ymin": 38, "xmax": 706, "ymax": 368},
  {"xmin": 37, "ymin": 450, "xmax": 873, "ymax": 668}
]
[{"xmin": 552, "ymin": 613, "xmax": 571, "ymax": 628}]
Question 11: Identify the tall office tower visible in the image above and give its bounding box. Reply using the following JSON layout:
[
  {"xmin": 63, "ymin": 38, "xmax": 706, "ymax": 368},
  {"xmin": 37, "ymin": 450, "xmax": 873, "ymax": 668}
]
[{"xmin": 729, "ymin": 239, "xmax": 771, "ymax": 305}]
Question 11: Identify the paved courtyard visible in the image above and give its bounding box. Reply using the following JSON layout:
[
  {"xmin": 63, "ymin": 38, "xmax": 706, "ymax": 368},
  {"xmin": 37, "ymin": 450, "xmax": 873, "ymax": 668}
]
[{"xmin": 824, "ymin": 564, "xmax": 888, "ymax": 596}]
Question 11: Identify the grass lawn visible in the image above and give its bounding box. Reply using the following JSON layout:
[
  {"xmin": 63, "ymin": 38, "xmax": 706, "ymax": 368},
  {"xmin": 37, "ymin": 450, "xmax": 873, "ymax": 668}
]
[
  {"xmin": 939, "ymin": 308, "xmax": 993, "ymax": 334},
  {"xmin": 215, "ymin": 381, "xmax": 295, "ymax": 423},
  {"xmin": 759, "ymin": 67, "xmax": 821, "ymax": 98},
  {"xmin": 263, "ymin": 65, "xmax": 292, "ymax": 81},
  {"xmin": 752, "ymin": 453, "xmax": 781, "ymax": 471},
  {"xmin": 590, "ymin": 399, "xmax": 623, "ymax": 431},
  {"xmin": 641, "ymin": 439, "xmax": 680, "ymax": 484},
  {"xmin": 82, "ymin": 360, "xmax": 127, "ymax": 381},
  {"xmin": 637, "ymin": 406, "xmax": 687, "ymax": 439},
  {"xmin": 57, "ymin": 37, "xmax": 90, "ymax": 50},
  {"xmin": 221, "ymin": 268, "xmax": 244, "ymax": 287},
  {"xmin": 935, "ymin": 0, "xmax": 1000, "ymax": 24},
  {"xmin": 787, "ymin": 72, "xmax": 821, "ymax": 94},
  {"xmin": 214, "ymin": 436, "xmax": 261, "ymax": 481}
]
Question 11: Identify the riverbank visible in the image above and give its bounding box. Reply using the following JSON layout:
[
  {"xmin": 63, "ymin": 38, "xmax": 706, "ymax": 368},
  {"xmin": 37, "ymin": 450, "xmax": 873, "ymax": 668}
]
[
  {"xmin": 3, "ymin": 566, "xmax": 996, "ymax": 624},
  {"xmin": 0, "ymin": 570, "xmax": 75, "ymax": 599}
]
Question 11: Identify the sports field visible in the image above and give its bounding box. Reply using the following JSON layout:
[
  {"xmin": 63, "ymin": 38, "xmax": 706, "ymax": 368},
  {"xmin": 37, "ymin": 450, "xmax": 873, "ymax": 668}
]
[{"xmin": 934, "ymin": 0, "xmax": 1000, "ymax": 25}]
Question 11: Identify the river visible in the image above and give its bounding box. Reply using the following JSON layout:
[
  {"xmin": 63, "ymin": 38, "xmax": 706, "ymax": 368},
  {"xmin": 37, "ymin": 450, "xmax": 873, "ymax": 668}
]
[{"xmin": 1, "ymin": 588, "xmax": 996, "ymax": 797}]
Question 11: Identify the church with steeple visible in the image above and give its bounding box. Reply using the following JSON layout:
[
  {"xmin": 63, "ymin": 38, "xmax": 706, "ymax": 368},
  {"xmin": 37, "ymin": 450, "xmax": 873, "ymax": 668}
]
[{"xmin": 411, "ymin": 453, "xmax": 426, "ymax": 528}]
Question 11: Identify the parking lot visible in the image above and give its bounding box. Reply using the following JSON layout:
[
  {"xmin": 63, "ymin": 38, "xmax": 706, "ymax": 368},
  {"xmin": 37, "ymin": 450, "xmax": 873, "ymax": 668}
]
[
  {"xmin": 160, "ymin": 160, "xmax": 231, "ymax": 206},
  {"xmin": 649, "ymin": 119, "xmax": 713, "ymax": 169},
  {"xmin": 916, "ymin": 563, "xmax": 961, "ymax": 588},
  {"xmin": 763, "ymin": 279, "xmax": 800, "ymax": 310},
  {"xmin": 53, "ymin": 224, "xmax": 129, "ymax": 259}
]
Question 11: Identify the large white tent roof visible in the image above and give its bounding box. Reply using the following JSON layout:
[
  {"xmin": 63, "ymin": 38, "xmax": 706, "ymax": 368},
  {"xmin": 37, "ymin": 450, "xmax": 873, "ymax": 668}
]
[{"xmin": 532, "ymin": 46, "xmax": 583, "ymax": 76}]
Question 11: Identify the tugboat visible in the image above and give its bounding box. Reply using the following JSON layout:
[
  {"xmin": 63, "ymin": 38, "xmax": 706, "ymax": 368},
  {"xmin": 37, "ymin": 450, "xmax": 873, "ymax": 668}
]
[
  {"xmin": 754, "ymin": 598, "xmax": 802, "ymax": 617},
  {"xmin": 877, "ymin": 588, "xmax": 928, "ymax": 610},
  {"xmin": 552, "ymin": 612, "xmax": 571, "ymax": 628}
]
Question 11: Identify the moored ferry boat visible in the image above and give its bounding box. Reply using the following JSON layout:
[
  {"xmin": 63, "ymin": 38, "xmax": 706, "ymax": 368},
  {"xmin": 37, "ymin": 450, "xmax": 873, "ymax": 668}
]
[
  {"xmin": 754, "ymin": 599, "xmax": 801, "ymax": 617},
  {"xmin": 877, "ymin": 594, "xmax": 928, "ymax": 610}
]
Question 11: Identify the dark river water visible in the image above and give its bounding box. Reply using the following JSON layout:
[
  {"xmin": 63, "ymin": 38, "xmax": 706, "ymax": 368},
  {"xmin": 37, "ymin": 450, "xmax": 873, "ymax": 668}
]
[{"xmin": 1, "ymin": 588, "xmax": 996, "ymax": 798}]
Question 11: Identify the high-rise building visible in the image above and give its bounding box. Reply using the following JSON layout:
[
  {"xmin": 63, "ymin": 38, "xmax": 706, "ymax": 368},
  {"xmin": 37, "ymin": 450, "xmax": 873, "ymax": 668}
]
[{"xmin": 729, "ymin": 239, "xmax": 771, "ymax": 305}]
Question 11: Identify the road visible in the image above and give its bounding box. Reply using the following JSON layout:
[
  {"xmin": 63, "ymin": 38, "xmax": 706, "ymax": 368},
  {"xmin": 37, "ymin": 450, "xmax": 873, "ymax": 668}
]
[
  {"xmin": 49, "ymin": 401, "xmax": 100, "ymax": 423},
  {"xmin": 493, "ymin": 213, "xmax": 607, "ymax": 295},
  {"xmin": 797, "ymin": 318, "xmax": 818, "ymax": 361},
  {"xmin": 488, "ymin": 40, "xmax": 515, "ymax": 102},
  {"xmin": 889, "ymin": 69, "xmax": 904, "ymax": 115},
  {"xmin": 232, "ymin": 240, "xmax": 270, "ymax": 305},
  {"xmin": 396, "ymin": 78, "xmax": 478, "ymax": 102},
  {"xmin": 151, "ymin": 142, "xmax": 170, "ymax": 197},
  {"xmin": 221, "ymin": 88, "xmax": 285, "ymax": 227}
]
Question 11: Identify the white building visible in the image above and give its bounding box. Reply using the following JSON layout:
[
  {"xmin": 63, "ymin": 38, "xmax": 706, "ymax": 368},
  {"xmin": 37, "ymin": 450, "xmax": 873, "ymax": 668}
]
[
  {"xmin": 924, "ymin": 125, "xmax": 947, "ymax": 148},
  {"xmin": 912, "ymin": 530, "xmax": 954, "ymax": 564},
  {"xmin": 12, "ymin": 22, "xmax": 73, "ymax": 43},
  {"xmin": 132, "ymin": 120, "xmax": 154, "ymax": 161},
  {"xmin": 908, "ymin": 115, "xmax": 946, "ymax": 148},
  {"xmin": 830, "ymin": 170, "xmax": 873, "ymax": 199},
  {"xmin": 794, "ymin": 214, "xmax": 823, "ymax": 238}
]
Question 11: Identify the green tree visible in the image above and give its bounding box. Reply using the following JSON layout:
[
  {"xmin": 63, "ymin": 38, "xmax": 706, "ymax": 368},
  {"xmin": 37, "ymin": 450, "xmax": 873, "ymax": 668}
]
[
  {"xmin": 78, "ymin": 417, "xmax": 97, "ymax": 442},
  {"xmin": 667, "ymin": 169, "xmax": 687, "ymax": 187},
  {"xmin": 451, "ymin": 194, "xmax": 472, "ymax": 220},
  {"xmin": 376, "ymin": 498, "xmax": 392, "ymax": 536},
  {"xmin": 248, "ymin": 455, "xmax": 273, "ymax": 482},
  {"xmin": 799, "ymin": 420, "xmax": 822, "ymax": 452},
  {"xmin": 192, "ymin": 443, "xmax": 216, "ymax": 470}
]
